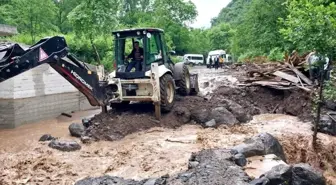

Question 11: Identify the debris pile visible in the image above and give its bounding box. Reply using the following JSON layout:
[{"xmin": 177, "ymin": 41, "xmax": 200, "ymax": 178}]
[{"xmin": 236, "ymin": 51, "xmax": 315, "ymax": 92}]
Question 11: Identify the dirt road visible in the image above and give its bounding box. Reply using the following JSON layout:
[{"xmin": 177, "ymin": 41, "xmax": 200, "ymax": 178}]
[{"xmin": 0, "ymin": 66, "xmax": 335, "ymax": 185}]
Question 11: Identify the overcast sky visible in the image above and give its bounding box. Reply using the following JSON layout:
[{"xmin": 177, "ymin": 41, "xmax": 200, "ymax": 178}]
[{"xmin": 189, "ymin": 0, "xmax": 232, "ymax": 28}]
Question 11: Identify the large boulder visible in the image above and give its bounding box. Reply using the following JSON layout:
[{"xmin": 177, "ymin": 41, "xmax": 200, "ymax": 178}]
[
  {"xmin": 166, "ymin": 149, "xmax": 251, "ymax": 185},
  {"xmin": 210, "ymin": 107, "xmax": 239, "ymax": 125},
  {"xmin": 69, "ymin": 123, "xmax": 85, "ymax": 137},
  {"xmin": 48, "ymin": 140, "xmax": 81, "ymax": 152},
  {"xmin": 251, "ymin": 163, "xmax": 326, "ymax": 185},
  {"xmin": 263, "ymin": 164, "xmax": 292, "ymax": 184},
  {"xmin": 39, "ymin": 134, "xmax": 56, "ymax": 142},
  {"xmin": 75, "ymin": 175, "xmax": 168, "ymax": 185},
  {"xmin": 232, "ymin": 133, "xmax": 286, "ymax": 162},
  {"xmin": 317, "ymin": 114, "xmax": 336, "ymax": 136},
  {"xmin": 174, "ymin": 107, "xmax": 191, "ymax": 123},
  {"xmin": 221, "ymin": 99, "xmax": 252, "ymax": 123},
  {"xmin": 191, "ymin": 108, "xmax": 210, "ymax": 123},
  {"xmin": 292, "ymin": 163, "xmax": 326, "ymax": 185}
]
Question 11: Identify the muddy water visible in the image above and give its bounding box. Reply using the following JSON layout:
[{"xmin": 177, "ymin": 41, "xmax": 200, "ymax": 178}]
[
  {"xmin": 0, "ymin": 109, "xmax": 100, "ymax": 154},
  {"xmin": 0, "ymin": 113, "xmax": 322, "ymax": 185}
]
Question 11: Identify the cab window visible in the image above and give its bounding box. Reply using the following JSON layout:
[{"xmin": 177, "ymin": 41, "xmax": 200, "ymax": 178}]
[{"xmin": 146, "ymin": 34, "xmax": 162, "ymax": 65}]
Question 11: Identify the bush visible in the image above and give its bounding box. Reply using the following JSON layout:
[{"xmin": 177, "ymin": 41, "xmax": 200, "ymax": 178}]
[
  {"xmin": 238, "ymin": 50, "xmax": 265, "ymax": 62},
  {"xmin": 268, "ymin": 47, "xmax": 284, "ymax": 61}
]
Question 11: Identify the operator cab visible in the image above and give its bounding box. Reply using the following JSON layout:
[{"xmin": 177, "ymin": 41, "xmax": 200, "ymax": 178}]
[{"xmin": 112, "ymin": 28, "xmax": 173, "ymax": 79}]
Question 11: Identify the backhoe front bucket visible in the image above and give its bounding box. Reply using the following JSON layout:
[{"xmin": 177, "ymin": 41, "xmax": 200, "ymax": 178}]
[{"xmin": 190, "ymin": 73, "xmax": 199, "ymax": 95}]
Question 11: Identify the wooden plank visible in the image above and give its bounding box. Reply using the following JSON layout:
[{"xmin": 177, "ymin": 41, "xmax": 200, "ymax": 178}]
[
  {"xmin": 285, "ymin": 63, "xmax": 312, "ymax": 85},
  {"xmin": 273, "ymin": 71, "xmax": 300, "ymax": 83},
  {"xmin": 252, "ymin": 81, "xmax": 291, "ymax": 86}
]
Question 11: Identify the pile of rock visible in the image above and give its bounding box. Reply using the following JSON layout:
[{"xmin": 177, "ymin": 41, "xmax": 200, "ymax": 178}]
[{"xmin": 188, "ymin": 99, "xmax": 251, "ymax": 128}]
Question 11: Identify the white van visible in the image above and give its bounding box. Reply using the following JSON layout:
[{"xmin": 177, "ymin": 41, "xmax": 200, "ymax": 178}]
[
  {"xmin": 206, "ymin": 50, "xmax": 232, "ymax": 68},
  {"xmin": 183, "ymin": 54, "xmax": 204, "ymax": 65}
]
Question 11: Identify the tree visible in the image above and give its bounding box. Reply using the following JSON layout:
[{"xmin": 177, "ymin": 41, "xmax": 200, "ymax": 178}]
[
  {"xmin": 1, "ymin": 0, "xmax": 58, "ymax": 42},
  {"xmin": 280, "ymin": 0, "xmax": 336, "ymax": 146},
  {"xmin": 230, "ymin": 0, "xmax": 288, "ymax": 56},
  {"xmin": 280, "ymin": 0, "xmax": 336, "ymax": 54},
  {"xmin": 53, "ymin": 0, "xmax": 81, "ymax": 33},
  {"xmin": 207, "ymin": 23, "xmax": 233, "ymax": 52},
  {"xmin": 68, "ymin": 0, "xmax": 121, "ymax": 64}
]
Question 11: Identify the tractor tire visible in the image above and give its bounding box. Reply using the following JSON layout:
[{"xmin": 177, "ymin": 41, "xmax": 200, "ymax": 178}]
[
  {"xmin": 176, "ymin": 65, "xmax": 191, "ymax": 96},
  {"xmin": 160, "ymin": 73, "xmax": 175, "ymax": 113}
]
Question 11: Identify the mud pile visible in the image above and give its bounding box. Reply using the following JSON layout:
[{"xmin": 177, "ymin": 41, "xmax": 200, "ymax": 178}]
[
  {"xmin": 213, "ymin": 86, "xmax": 313, "ymax": 121},
  {"xmin": 83, "ymin": 86, "xmax": 312, "ymax": 142}
]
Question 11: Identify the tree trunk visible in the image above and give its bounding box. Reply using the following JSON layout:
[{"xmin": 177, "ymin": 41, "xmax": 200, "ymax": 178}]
[{"xmin": 89, "ymin": 35, "xmax": 101, "ymax": 64}]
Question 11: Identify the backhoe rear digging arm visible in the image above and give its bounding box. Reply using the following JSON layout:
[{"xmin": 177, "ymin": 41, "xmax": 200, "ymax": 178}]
[{"xmin": 0, "ymin": 36, "xmax": 107, "ymax": 107}]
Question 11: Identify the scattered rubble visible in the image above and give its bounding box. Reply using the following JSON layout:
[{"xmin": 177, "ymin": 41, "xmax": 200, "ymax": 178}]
[{"xmin": 48, "ymin": 140, "xmax": 81, "ymax": 152}]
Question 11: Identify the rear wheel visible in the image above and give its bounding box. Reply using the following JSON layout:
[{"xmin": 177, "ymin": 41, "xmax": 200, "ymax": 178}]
[
  {"xmin": 160, "ymin": 74, "xmax": 175, "ymax": 112},
  {"xmin": 177, "ymin": 65, "xmax": 191, "ymax": 96}
]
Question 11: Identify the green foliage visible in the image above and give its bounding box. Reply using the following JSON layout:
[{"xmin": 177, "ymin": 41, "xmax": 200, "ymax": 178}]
[
  {"xmin": 207, "ymin": 23, "xmax": 233, "ymax": 52},
  {"xmin": 268, "ymin": 47, "xmax": 285, "ymax": 61},
  {"xmin": 280, "ymin": 0, "xmax": 336, "ymax": 55},
  {"xmin": 211, "ymin": 0, "xmax": 252, "ymax": 26},
  {"xmin": 170, "ymin": 56, "xmax": 183, "ymax": 64},
  {"xmin": 232, "ymin": 0, "xmax": 288, "ymax": 56},
  {"xmin": 1, "ymin": 0, "xmax": 58, "ymax": 42},
  {"xmin": 237, "ymin": 49, "xmax": 265, "ymax": 62}
]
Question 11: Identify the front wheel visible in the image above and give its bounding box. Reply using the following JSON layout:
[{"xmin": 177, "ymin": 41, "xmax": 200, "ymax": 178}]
[{"xmin": 160, "ymin": 74, "xmax": 175, "ymax": 112}]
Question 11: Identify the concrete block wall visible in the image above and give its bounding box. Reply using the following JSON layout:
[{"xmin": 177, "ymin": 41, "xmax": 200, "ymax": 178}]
[{"xmin": 0, "ymin": 64, "xmax": 98, "ymax": 129}]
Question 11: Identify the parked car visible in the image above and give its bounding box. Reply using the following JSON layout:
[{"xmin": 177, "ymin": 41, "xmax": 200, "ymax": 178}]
[{"xmin": 183, "ymin": 54, "xmax": 204, "ymax": 66}]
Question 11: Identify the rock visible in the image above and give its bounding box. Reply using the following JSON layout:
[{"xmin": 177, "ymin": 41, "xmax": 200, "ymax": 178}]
[
  {"xmin": 249, "ymin": 177, "xmax": 270, "ymax": 185},
  {"xmin": 204, "ymin": 119, "xmax": 216, "ymax": 128},
  {"xmin": 202, "ymin": 81, "xmax": 210, "ymax": 88},
  {"xmin": 48, "ymin": 140, "xmax": 81, "ymax": 152},
  {"xmin": 221, "ymin": 99, "xmax": 252, "ymax": 123},
  {"xmin": 191, "ymin": 108, "xmax": 210, "ymax": 123},
  {"xmin": 167, "ymin": 149, "xmax": 250, "ymax": 185},
  {"xmin": 210, "ymin": 107, "xmax": 239, "ymax": 125},
  {"xmin": 39, "ymin": 134, "xmax": 55, "ymax": 142},
  {"xmin": 82, "ymin": 118, "xmax": 92, "ymax": 128},
  {"xmin": 174, "ymin": 106, "xmax": 191, "ymax": 123},
  {"xmin": 69, "ymin": 123, "xmax": 85, "ymax": 137},
  {"xmin": 234, "ymin": 153, "xmax": 247, "ymax": 167},
  {"xmin": 317, "ymin": 114, "xmax": 336, "ymax": 136},
  {"xmin": 292, "ymin": 163, "xmax": 326, "ymax": 185},
  {"xmin": 188, "ymin": 161, "xmax": 199, "ymax": 169},
  {"xmin": 325, "ymin": 100, "xmax": 336, "ymax": 110},
  {"xmin": 81, "ymin": 136, "xmax": 92, "ymax": 144},
  {"xmin": 232, "ymin": 133, "xmax": 286, "ymax": 162},
  {"xmin": 264, "ymin": 164, "xmax": 292, "ymax": 184}
]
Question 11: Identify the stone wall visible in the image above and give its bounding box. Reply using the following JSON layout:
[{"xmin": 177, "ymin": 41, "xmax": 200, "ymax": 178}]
[{"xmin": 0, "ymin": 64, "xmax": 98, "ymax": 129}]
